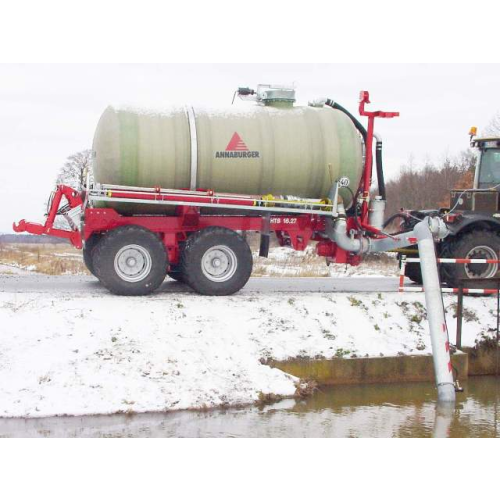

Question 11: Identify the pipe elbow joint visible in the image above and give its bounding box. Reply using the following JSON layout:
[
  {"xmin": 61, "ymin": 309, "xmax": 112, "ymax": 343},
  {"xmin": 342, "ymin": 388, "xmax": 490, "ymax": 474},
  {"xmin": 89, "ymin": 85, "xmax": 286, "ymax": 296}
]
[
  {"xmin": 415, "ymin": 216, "xmax": 449, "ymax": 241},
  {"xmin": 328, "ymin": 218, "xmax": 368, "ymax": 255}
]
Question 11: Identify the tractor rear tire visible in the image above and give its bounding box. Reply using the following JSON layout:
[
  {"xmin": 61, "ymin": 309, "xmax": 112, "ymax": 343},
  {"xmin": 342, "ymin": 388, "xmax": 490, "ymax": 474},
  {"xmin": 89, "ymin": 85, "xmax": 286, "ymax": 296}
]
[
  {"xmin": 181, "ymin": 227, "xmax": 252, "ymax": 296},
  {"xmin": 93, "ymin": 226, "xmax": 167, "ymax": 296},
  {"xmin": 404, "ymin": 262, "xmax": 423, "ymax": 285},
  {"xmin": 442, "ymin": 230, "xmax": 500, "ymax": 288}
]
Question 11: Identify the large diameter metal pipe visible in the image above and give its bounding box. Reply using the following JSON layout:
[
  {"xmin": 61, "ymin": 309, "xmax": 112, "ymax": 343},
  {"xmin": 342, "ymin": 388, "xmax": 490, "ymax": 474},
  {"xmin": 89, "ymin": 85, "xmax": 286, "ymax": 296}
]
[
  {"xmin": 414, "ymin": 219, "xmax": 456, "ymax": 403},
  {"xmin": 325, "ymin": 204, "xmax": 368, "ymax": 254},
  {"xmin": 326, "ymin": 218, "xmax": 362, "ymax": 254},
  {"xmin": 327, "ymin": 210, "xmax": 454, "ymax": 402}
]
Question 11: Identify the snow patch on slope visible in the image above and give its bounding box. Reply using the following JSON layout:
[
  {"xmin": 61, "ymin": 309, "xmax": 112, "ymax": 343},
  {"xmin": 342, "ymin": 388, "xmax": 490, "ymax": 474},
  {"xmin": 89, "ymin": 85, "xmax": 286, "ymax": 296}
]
[{"xmin": 0, "ymin": 288, "xmax": 495, "ymax": 418}]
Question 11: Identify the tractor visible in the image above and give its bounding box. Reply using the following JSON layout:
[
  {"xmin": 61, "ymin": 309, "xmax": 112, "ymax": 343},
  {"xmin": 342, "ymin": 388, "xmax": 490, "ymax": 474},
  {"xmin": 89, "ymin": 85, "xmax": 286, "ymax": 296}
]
[{"xmin": 399, "ymin": 130, "xmax": 500, "ymax": 287}]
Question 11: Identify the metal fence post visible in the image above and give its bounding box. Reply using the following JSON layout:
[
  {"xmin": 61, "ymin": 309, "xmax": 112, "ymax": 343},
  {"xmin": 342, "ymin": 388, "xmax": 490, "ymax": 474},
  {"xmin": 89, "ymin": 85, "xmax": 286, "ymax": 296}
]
[
  {"xmin": 497, "ymin": 279, "xmax": 499, "ymax": 377},
  {"xmin": 456, "ymin": 281, "xmax": 464, "ymax": 350}
]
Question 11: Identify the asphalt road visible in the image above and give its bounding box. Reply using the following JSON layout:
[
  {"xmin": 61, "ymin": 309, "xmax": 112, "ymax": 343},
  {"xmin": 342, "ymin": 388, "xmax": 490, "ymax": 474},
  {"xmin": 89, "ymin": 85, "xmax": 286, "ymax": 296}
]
[{"xmin": 0, "ymin": 273, "xmax": 405, "ymax": 295}]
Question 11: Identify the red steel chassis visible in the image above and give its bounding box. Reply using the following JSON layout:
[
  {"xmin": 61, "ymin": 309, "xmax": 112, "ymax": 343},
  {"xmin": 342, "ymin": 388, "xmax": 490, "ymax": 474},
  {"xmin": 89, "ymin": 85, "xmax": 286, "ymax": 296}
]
[{"xmin": 13, "ymin": 91, "xmax": 400, "ymax": 269}]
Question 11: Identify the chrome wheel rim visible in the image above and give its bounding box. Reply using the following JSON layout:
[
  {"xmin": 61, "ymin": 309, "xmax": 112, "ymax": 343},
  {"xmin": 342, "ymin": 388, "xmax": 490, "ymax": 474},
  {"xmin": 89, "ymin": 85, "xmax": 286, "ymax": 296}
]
[
  {"xmin": 114, "ymin": 244, "xmax": 152, "ymax": 283},
  {"xmin": 201, "ymin": 245, "xmax": 237, "ymax": 282},
  {"xmin": 465, "ymin": 245, "xmax": 498, "ymax": 279}
]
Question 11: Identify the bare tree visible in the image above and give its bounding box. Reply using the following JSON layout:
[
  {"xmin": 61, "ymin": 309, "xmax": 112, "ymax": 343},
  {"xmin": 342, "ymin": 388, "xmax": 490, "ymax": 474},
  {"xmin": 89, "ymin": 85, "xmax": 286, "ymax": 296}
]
[
  {"xmin": 49, "ymin": 149, "xmax": 92, "ymax": 230},
  {"xmin": 384, "ymin": 150, "xmax": 476, "ymax": 220},
  {"xmin": 484, "ymin": 112, "xmax": 500, "ymax": 136},
  {"xmin": 56, "ymin": 149, "xmax": 93, "ymax": 190}
]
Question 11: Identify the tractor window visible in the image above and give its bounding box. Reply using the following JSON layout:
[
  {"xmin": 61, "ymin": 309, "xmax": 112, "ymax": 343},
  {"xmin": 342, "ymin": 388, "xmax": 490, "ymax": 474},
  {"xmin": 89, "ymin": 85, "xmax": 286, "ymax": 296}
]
[{"xmin": 478, "ymin": 149, "xmax": 500, "ymax": 188}]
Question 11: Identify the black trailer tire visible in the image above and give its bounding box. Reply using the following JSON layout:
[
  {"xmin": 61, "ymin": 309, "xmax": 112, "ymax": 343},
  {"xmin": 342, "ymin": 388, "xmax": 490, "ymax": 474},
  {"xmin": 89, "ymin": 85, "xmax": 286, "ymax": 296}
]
[
  {"xmin": 443, "ymin": 230, "xmax": 500, "ymax": 287},
  {"xmin": 166, "ymin": 242, "xmax": 186, "ymax": 283},
  {"xmin": 404, "ymin": 262, "xmax": 423, "ymax": 285},
  {"xmin": 93, "ymin": 226, "xmax": 167, "ymax": 296},
  {"xmin": 167, "ymin": 265, "xmax": 185, "ymax": 283},
  {"xmin": 82, "ymin": 234, "xmax": 101, "ymax": 277},
  {"xmin": 181, "ymin": 227, "xmax": 252, "ymax": 296}
]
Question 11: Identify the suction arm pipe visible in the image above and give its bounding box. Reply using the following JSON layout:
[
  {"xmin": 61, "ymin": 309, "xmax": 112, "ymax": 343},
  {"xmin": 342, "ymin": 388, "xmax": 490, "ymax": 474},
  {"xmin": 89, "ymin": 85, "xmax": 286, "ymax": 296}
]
[
  {"xmin": 326, "ymin": 212, "xmax": 456, "ymax": 402},
  {"xmin": 326, "ymin": 204, "xmax": 449, "ymax": 256},
  {"xmin": 414, "ymin": 219, "xmax": 456, "ymax": 402}
]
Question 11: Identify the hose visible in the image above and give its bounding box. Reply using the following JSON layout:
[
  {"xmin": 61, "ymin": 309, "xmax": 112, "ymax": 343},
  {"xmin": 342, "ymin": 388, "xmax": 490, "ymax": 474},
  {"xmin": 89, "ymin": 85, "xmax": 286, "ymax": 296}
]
[
  {"xmin": 375, "ymin": 138, "xmax": 386, "ymax": 200},
  {"xmin": 383, "ymin": 213, "xmax": 410, "ymax": 229},
  {"xmin": 324, "ymin": 100, "xmax": 366, "ymax": 220},
  {"xmin": 324, "ymin": 99, "xmax": 386, "ymax": 200},
  {"xmin": 344, "ymin": 185, "xmax": 362, "ymax": 232},
  {"xmin": 325, "ymin": 100, "xmax": 367, "ymax": 141}
]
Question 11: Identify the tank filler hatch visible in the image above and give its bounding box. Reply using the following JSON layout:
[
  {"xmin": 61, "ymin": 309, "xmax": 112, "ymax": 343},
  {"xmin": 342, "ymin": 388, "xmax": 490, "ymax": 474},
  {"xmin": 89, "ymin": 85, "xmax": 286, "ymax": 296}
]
[
  {"xmin": 256, "ymin": 84, "xmax": 296, "ymax": 106},
  {"xmin": 233, "ymin": 84, "xmax": 296, "ymax": 106}
]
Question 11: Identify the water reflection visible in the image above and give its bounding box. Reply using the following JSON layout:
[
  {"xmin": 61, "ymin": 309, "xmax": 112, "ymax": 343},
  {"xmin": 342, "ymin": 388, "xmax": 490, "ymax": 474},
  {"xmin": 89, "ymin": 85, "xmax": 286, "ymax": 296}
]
[
  {"xmin": 432, "ymin": 402, "xmax": 455, "ymax": 438},
  {"xmin": 0, "ymin": 377, "xmax": 498, "ymax": 438}
]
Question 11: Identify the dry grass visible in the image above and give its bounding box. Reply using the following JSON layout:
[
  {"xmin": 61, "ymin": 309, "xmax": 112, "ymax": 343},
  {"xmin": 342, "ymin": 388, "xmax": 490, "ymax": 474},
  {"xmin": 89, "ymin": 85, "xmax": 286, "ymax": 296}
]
[
  {"xmin": 0, "ymin": 240, "xmax": 399, "ymax": 278},
  {"xmin": 252, "ymin": 252, "xmax": 332, "ymax": 278},
  {"xmin": 0, "ymin": 243, "xmax": 88, "ymax": 275},
  {"xmin": 251, "ymin": 245, "xmax": 399, "ymax": 278}
]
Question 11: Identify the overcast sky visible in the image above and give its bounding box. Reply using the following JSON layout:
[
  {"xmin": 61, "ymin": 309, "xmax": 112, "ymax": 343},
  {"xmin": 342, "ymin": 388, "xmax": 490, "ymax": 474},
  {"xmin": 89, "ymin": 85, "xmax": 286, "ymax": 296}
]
[{"xmin": 1, "ymin": 63, "xmax": 499, "ymax": 233}]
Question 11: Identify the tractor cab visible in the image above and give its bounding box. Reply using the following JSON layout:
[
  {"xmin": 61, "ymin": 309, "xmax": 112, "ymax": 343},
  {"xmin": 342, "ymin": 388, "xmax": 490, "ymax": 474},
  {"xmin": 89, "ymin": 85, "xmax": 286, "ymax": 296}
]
[
  {"xmin": 449, "ymin": 133, "xmax": 500, "ymax": 213},
  {"xmin": 473, "ymin": 137, "xmax": 500, "ymax": 189}
]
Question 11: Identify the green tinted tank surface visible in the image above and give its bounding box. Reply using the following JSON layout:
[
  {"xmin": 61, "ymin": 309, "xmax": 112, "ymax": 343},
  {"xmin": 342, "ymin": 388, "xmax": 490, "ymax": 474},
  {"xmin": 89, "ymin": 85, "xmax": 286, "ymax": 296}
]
[{"xmin": 92, "ymin": 103, "xmax": 363, "ymax": 213}]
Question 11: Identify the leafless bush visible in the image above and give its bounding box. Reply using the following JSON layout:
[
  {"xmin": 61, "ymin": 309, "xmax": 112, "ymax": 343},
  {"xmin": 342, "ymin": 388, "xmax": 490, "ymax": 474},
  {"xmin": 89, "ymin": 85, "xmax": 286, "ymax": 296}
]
[{"xmin": 384, "ymin": 150, "xmax": 476, "ymax": 219}]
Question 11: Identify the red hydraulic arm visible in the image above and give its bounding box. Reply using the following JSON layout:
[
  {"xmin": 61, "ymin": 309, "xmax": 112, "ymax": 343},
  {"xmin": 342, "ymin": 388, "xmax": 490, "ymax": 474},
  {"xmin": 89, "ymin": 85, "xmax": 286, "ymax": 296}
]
[
  {"xmin": 13, "ymin": 185, "xmax": 83, "ymax": 248},
  {"xmin": 358, "ymin": 91, "xmax": 399, "ymax": 227}
]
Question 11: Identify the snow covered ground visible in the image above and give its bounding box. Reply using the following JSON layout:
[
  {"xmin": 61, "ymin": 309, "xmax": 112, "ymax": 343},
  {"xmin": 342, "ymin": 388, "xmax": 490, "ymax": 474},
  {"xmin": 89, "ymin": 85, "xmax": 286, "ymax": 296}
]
[
  {"xmin": 0, "ymin": 269, "xmax": 496, "ymax": 418},
  {"xmin": 0, "ymin": 263, "xmax": 37, "ymax": 275}
]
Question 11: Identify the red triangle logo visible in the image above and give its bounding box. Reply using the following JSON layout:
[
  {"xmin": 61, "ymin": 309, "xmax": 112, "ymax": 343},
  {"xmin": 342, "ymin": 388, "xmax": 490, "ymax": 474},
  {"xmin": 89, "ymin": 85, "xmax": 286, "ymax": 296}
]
[{"xmin": 225, "ymin": 132, "xmax": 249, "ymax": 152}]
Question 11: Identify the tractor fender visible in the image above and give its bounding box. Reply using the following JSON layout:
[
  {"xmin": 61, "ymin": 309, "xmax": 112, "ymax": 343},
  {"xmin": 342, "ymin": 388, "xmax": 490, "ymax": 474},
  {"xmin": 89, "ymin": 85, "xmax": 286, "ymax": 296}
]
[{"xmin": 446, "ymin": 213, "xmax": 500, "ymax": 237}]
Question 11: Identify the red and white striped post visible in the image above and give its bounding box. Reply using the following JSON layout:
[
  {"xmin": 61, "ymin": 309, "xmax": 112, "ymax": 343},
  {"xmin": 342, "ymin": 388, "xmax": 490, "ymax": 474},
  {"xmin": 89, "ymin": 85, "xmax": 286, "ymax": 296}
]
[{"xmin": 399, "ymin": 257, "xmax": 500, "ymax": 295}]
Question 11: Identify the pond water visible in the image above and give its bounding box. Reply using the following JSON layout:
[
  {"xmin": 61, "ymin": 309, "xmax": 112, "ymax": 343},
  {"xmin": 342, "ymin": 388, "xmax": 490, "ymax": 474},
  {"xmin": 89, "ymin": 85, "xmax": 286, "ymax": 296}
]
[{"xmin": 0, "ymin": 377, "xmax": 498, "ymax": 438}]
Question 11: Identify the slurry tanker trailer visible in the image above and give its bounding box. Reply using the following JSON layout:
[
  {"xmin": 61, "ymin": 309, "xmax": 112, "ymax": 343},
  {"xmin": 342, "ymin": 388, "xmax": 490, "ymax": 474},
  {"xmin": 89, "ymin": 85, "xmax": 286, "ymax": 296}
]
[
  {"xmin": 14, "ymin": 85, "xmax": 459, "ymax": 401},
  {"xmin": 14, "ymin": 85, "xmax": 448, "ymax": 297}
]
